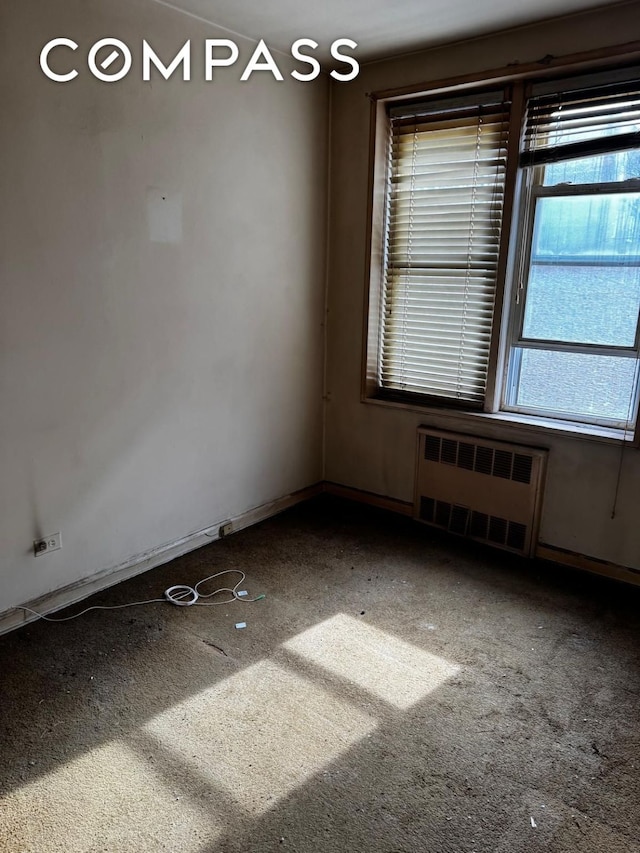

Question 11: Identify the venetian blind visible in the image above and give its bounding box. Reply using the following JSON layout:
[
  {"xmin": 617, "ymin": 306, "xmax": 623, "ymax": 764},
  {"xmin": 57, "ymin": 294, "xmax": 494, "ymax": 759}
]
[
  {"xmin": 521, "ymin": 77, "xmax": 640, "ymax": 167},
  {"xmin": 380, "ymin": 95, "xmax": 510, "ymax": 404}
]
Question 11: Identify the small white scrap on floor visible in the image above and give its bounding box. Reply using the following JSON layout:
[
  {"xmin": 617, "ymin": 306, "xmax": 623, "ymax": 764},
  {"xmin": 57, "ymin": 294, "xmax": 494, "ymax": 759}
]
[
  {"xmin": 235, "ymin": 622, "xmax": 247, "ymax": 629},
  {"xmin": 237, "ymin": 590, "xmax": 249, "ymax": 597},
  {"xmin": 530, "ymin": 816, "xmax": 537, "ymax": 828}
]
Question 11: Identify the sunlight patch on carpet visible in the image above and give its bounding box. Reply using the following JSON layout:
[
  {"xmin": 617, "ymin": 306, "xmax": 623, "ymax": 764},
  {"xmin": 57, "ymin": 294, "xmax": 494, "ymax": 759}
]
[
  {"xmin": 0, "ymin": 740, "xmax": 220, "ymax": 853},
  {"xmin": 283, "ymin": 613, "xmax": 460, "ymax": 709},
  {"xmin": 145, "ymin": 659, "xmax": 376, "ymax": 815}
]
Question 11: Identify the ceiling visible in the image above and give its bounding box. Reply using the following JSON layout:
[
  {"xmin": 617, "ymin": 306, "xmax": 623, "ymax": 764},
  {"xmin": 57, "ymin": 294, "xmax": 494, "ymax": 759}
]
[{"xmin": 153, "ymin": 0, "xmax": 625, "ymax": 63}]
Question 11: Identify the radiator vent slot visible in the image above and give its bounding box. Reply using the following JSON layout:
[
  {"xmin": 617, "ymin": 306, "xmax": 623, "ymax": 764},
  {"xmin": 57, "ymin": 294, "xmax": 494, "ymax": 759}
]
[
  {"xmin": 493, "ymin": 450, "xmax": 512, "ymax": 480},
  {"xmin": 416, "ymin": 429, "xmax": 547, "ymax": 557},
  {"xmin": 423, "ymin": 435, "xmax": 533, "ymax": 485},
  {"xmin": 458, "ymin": 442, "xmax": 475, "ymax": 471},
  {"xmin": 507, "ymin": 521, "xmax": 527, "ymax": 551},
  {"xmin": 513, "ymin": 453, "xmax": 533, "ymax": 484},
  {"xmin": 449, "ymin": 505, "xmax": 470, "ymax": 536},
  {"xmin": 488, "ymin": 516, "xmax": 508, "ymax": 544},
  {"xmin": 419, "ymin": 496, "xmax": 435, "ymax": 522},
  {"xmin": 424, "ymin": 436, "xmax": 440, "ymax": 462},
  {"xmin": 435, "ymin": 500, "xmax": 451, "ymax": 528},
  {"xmin": 469, "ymin": 511, "xmax": 489, "ymax": 539},
  {"xmin": 475, "ymin": 445, "xmax": 493, "ymax": 476}
]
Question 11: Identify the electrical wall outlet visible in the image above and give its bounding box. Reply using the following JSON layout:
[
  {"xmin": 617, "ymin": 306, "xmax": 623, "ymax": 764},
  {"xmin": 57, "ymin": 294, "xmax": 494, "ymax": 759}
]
[
  {"xmin": 34, "ymin": 532, "xmax": 62, "ymax": 557},
  {"xmin": 219, "ymin": 521, "xmax": 233, "ymax": 538}
]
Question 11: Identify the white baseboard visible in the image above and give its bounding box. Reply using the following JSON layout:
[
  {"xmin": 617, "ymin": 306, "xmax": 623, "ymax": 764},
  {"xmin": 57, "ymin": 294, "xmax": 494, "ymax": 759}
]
[{"xmin": 0, "ymin": 483, "xmax": 322, "ymax": 637}]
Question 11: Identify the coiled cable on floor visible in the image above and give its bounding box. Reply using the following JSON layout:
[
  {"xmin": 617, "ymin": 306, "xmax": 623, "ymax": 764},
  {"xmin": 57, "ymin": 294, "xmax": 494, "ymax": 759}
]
[{"xmin": 16, "ymin": 569, "xmax": 265, "ymax": 623}]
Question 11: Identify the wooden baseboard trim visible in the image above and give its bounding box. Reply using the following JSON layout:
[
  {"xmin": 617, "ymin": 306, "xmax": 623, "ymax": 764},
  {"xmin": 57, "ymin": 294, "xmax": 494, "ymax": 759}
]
[
  {"xmin": 323, "ymin": 482, "xmax": 414, "ymax": 516},
  {"xmin": 4, "ymin": 482, "xmax": 637, "ymax": 637},
  {"xmin": 536, "ymin": 543, "xmax": 640, "ymax": 586},
  {"xmin": 0, "ymin": 483, "xmax": 322, "ymax": 636},
  {"xmin": 322, "ymin": 484, "xmax": 640, "ymax": 586}
]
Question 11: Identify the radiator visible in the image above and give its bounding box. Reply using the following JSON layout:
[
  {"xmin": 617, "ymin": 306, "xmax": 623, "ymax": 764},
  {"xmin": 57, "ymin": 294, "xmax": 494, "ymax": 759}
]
[{"xmin": 414, "ymin": 427, "xmax": 547, "ymax": 557}]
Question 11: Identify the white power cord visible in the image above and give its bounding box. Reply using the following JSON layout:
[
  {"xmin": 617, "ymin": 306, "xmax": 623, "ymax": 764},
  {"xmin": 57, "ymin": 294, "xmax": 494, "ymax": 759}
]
[{"xmin": 15, "ymin": 570, "xmax": 264, "ymax": 623}]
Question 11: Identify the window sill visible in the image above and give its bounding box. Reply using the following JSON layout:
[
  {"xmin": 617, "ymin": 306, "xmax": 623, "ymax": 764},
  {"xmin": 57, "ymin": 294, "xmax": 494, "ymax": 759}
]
[{"xmin": 363, "ymin": 394, "xmax": 635, "ymax": 446}]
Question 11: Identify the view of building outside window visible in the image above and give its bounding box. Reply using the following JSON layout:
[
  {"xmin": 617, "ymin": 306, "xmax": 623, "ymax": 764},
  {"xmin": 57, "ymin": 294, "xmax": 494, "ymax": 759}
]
[{"xmin": 512, "ymin": 147, "xmax": 640, "ymax": 424}]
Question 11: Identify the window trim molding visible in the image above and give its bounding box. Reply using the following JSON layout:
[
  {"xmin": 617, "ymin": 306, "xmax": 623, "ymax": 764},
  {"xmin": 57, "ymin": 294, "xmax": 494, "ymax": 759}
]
[
  {"xmin": 363, "ymin": 394, "xmax": 636, "ymax": 446},
  {"xmin": 366, "ymin": 40, "xmax": 640, "ymax": 105},
  {"xmin": 361, "ymin": 40, "xmax": 640, "ymax": 445},
  {"xmin": 361, "ymin": 92, "xmax": 389, "ymax": 402},
  {"xmin": 484, "ymin": 81, "xmax": 524, "ymax": 414}
]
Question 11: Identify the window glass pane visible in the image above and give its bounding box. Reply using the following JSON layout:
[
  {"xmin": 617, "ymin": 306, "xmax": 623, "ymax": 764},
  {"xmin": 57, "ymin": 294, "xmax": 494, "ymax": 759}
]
[
  {"xmin": 511, "ymin": 348, "xmax": 639, "ymax": 424},
  {"xmin": 543, "ymin": 149, "xmax": 640, "ymax": 185},
  {"xmin": 522, "ymin": 194, "xmax": 640, "ymax": 345}
]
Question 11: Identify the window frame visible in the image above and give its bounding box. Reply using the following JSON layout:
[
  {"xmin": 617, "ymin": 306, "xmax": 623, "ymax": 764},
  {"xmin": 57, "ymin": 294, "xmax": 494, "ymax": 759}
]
[
  {"xmin": 363, "ymin": 51, "xmax": 640, "ymax": 444},
  {"xmin": 502, "ymin": 168, "xmax": 640, "ymax": 430}
]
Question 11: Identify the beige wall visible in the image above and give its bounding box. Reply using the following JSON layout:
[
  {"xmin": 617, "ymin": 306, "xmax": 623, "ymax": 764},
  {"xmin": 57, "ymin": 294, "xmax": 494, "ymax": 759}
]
[
  {"xmin": 325, "ymin": 1, "xmax": 640, "ymax": 569},
  {"xmin": 0, "ymin": 0, "xmax": 328, "ymax": 612}
]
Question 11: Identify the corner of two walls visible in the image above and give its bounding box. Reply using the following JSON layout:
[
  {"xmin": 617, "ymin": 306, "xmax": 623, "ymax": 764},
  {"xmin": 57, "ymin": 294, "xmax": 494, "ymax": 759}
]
[{"xmin": 0, "ymin": 0, "xmax": 330, "ymax": 615}]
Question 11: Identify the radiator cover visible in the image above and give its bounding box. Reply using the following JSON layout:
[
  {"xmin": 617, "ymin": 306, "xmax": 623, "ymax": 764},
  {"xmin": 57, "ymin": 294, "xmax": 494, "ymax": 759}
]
[{"xmin": 414, "ymin": 427, "xmax": 547, "ymax": 556}]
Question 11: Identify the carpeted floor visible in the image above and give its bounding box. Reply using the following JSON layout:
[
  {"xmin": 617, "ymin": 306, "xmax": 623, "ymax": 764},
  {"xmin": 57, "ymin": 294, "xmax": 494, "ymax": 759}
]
[{"xmin": 1, "ymin": 495, "xmax": 639, "ymax": 853}]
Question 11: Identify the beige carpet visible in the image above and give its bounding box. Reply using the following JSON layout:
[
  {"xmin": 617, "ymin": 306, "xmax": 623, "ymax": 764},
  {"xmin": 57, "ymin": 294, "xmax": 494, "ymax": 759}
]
[{"xmin": 1, "ymin": 496, "xmax": 639, "ymax": 853}]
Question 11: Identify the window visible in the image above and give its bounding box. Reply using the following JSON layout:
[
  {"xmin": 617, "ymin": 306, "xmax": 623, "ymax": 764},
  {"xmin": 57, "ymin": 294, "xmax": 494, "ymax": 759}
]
[
  {"xmin": 505, "ymin": 79, "xmax": 640, "ymax": 428},
  {"xmin": 368, "ymin": 67, "xmax": 640, "ymax": 435}
]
